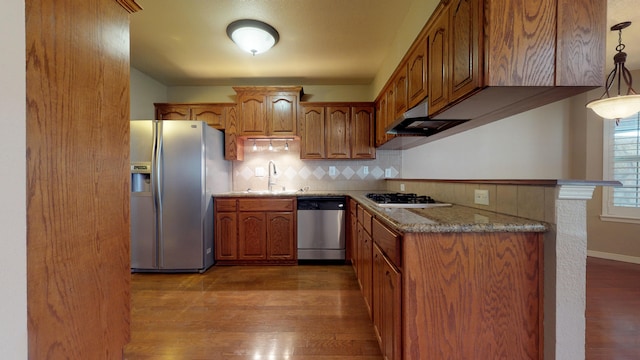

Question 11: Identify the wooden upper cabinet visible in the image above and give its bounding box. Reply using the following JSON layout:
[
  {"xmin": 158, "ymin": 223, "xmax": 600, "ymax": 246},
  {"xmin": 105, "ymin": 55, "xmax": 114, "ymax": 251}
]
[
  {"xmin": 236, "ymin": 92, "xmax": 268, "ymax": 135},
  {"xmin": 301, "ymin": 102, "xmax": 375, "ymax": 159},
  {"xmin": 449, "ymin": 0, "xmax": 482, "ymax": 103},
  {"xmin": 351, "ymin": 106, "xmax": 375, "ymax": 159},
  {"xmin": 427, "ymin": 11, "xmax": 449, "ymax": 115},
  {"xmin": 268, "ymin": 95, "xmax": 297, "ymax": 135},
  {"xmin": 326, "ymin": 106, "xmax": 351, "ymax": 159},
  {"xmin": 191, "ymin": 104, "xmax": 226, "ymax": 129},
  {"xmin": 233, "ymin": 86, "xmax": 302, "ymax": 136},
  {"xmin": 393, "ymin": 65, "xmax": 408, "ymax": 119},
  {"xmin": 299, "ymin": 105, "xmax": 326, "ymax": 159},
  {"xmin": 155, "ymin": 104, "xmax": 190, "ymax": 120},
  {"xmin": 375, "ymin": 94, "xmax": 388, "ymax": 148},
  {"xmin": 154, "ymin": 103, "xmax": 231, "ymax": 130},
  {"xmin": 407, "ymin": 35, "xmax": 428, "ymax": 109}
]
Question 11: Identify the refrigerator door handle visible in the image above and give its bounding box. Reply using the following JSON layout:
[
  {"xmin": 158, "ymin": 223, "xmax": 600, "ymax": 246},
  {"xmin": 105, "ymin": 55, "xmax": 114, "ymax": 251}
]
[{"xmin": 152, "ymin": 120, "xmax": 164, "ymax": 268}]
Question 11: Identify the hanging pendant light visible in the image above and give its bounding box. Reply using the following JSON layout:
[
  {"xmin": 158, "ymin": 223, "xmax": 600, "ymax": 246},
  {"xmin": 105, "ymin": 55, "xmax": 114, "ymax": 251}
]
[
  {"xmin": 226, "ymin": 19, "xmax": 279, "ymax": 56},
  {"xmin": 268, "ymin": 140, "xmax": 273, "ymax": 151},
  {"xmin": 284, "ymin": 140, "xmax": 289, "ymax": 151},
  {"xmin": 586, "ymin": 21, "xmax": 640, "ymax": 124},
  {"xmin": 252, "ymin": 140, "xmax": 257, "ymax": 151}
]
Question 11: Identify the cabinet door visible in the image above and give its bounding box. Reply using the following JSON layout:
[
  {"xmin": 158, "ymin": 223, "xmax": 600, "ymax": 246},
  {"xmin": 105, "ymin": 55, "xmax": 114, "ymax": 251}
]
[
  {"xmin": 266, "ymin": 212, "xmax": 295, "ymax": 260},
  {"xmin": 237, "ymin": 93, "xmax": 267, "ymax": 135},
  {"xmin": 326, "ymin": 106, "xmax": 351, "ymax": 159},
  {"xmin": 351, "ymin": 106, "xmax": 375, "ymax": 159},
  {"xmin": 361, "ymin": 229, "xmax": 373, "ymax": 318},
  {"xmin": 238, "ymin": 212, "xmax": 267, "ymax": 260},
  {"xmin": 428, "ymin": 12, "xmax": 449, "ymax": 115},
  {"xmin": 156, "ymin": 104, "xmax": 190, "ymax": 120},
  {"xmin": 191, "ymin": 104, "xmax": 227, "ymax": 129},
  {"xmin": 375, "ymin": 95, "xmax": 388, "ymax": 147},
  {"xmin": 393, "ymin": 66, "xmax": 408, "ymax": 120},
  {"xmin": 268, "ymin": 95, "xmax": 297, "ymax": 135},
  {"xmin": 299, "ymin": 105, "xmax": 326, "ymax": 159},
  {"xmin": 381, "ymin": 253, "xmax": 402, "ymax": 360},
  {"xmin": 449, "ymin": 0, "xmax": 482, "ymax": 103},
  {"xmin": 407, "ymin": 36, "xmax": 428, "ymax": 108},
  {"xmin": 215, "ymin": 212, "xmax": 237, "ymax": 260},
  {"xmin": 350, "ymin": 211, "xmax": 358, "ymax": 273},
  {"xmin": 384, "ymin": 86, "xmax": 396, "ymax": 143},
  {"xmin": 373, "ymin": 244, "xmax": 384, "ymax": 345}
]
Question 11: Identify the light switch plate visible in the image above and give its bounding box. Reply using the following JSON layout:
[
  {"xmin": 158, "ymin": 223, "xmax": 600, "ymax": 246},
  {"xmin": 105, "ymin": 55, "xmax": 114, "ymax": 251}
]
[
  {"xmin": 329, "ymin": 166, "xmax": 337, "ymax": 176},
  {"xmin": 255, "ymin": 167, "xmax": 265, "ymax": 177},
  {"xmin": 363, "ymin": 166, "xmax": 369, "ymax": 175}
]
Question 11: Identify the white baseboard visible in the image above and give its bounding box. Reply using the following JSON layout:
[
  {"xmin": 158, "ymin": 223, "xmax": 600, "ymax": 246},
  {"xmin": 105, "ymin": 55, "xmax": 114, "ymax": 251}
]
[{"xmin": 587, "ymin": 250, "xmax": 640, "ymax": 264}]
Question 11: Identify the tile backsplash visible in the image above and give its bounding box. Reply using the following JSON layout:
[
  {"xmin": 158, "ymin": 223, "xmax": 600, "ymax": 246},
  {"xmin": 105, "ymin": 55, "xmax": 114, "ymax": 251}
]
[{"xmin": 232, "ymin": 140, "xmax": 401, "ymax": 192}]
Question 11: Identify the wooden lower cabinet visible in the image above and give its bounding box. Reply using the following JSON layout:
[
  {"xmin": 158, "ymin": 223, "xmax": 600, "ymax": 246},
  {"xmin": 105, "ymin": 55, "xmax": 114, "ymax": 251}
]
[
  {"xmin": 266, "ymin": 212, "xmax": 296, "ymax": 260},
  {"xmin": 215, "ymin": 197, "xmax": 296, "ymax": 264},
  {"xmin": 374, "ymin": 243, "xmax": 402, "ymax": 360},
  {"xmin": 354, "ymin": 201, "xmax": 543, "ymax": 359},
  {"xmin": 238, "ymin": 212, "xmax": 267, "ymax": 260}
]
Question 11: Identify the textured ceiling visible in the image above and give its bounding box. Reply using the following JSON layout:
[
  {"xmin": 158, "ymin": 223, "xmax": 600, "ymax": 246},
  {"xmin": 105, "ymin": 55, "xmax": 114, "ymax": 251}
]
[{"xmin": 130, "ymin": 0, "xmax": 640, "ymax": 87}]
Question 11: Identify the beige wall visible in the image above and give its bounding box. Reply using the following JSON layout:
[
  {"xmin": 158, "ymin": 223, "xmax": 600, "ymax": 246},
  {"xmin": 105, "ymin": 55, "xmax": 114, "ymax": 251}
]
[
  {"xmin": 401, "ymin": 99, "xmax": 572, "ymax": 179},
  {"xmin": 130, "ymin": 67, "xmax": 168, "ymax": 119},
  {"xmin": 0, "ymin": 0, "xmax": 27, "ymax": 357},
  {"xmin": 165, "ymin": 84, "xmax": 373, "ymax": 103},
  {"xmin": 579, "ymin": 71, "xmax": 640, "ymax": 261}
]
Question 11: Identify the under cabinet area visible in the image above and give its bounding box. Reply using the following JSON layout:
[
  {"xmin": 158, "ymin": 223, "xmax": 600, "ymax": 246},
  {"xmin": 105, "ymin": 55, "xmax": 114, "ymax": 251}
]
[{"xmin": 214, "ymin": 197, "xmax": 297, "ymax": 265}]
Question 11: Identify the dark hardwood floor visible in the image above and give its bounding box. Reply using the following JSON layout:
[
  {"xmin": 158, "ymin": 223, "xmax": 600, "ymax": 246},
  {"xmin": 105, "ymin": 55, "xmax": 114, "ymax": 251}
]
[
  {"xmin": 124, "ymin": 265, "xmax": 382, "ymax": 359},
  {"xmin": 124, "ymin": 258, "xmax": 640, "ymax": 359},
  {"xmin": 586, "ymin": 257, "xmax": 640, "ymax": 360}
]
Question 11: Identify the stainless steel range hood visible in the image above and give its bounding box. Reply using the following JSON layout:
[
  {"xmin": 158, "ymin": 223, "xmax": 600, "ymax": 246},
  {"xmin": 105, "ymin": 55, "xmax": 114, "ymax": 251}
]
[{"xmin": 386, "ymin": 98, "xmax": 469, "ymax": 136}]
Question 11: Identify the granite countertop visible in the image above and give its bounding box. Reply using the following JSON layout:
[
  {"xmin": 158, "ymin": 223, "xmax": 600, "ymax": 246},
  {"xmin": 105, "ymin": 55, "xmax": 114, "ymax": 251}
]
[{"xmin": 213, "ymin": 190, "xmax": 548, "ymax": 234}]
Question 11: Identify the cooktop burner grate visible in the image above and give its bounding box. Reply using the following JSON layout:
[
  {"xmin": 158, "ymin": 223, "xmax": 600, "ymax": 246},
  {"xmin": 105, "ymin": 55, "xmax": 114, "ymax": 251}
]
[{"xmin": 365, "ymin": 192, "xmax": 436, "ymax": 204}]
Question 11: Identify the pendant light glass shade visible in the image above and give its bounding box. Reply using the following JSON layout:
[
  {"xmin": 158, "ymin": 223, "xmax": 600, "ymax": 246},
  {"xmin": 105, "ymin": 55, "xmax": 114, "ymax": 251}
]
[
  {"xmin": 587, "ymin": 21, "xmax": 640, "ymax": 122},
  {"xmin": 587, "ymin": 94, "xmax": 640, "ymax": 120},
  {"xmin": 226, "ymin": 19, "xmax": 279, "ymax": 55}
]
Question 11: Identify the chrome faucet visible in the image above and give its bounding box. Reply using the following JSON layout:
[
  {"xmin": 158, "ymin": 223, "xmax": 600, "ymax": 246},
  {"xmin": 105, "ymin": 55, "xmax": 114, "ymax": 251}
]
[{"xmin": 268, "ymin": 160, "xmax": 277, "ymax": 192}]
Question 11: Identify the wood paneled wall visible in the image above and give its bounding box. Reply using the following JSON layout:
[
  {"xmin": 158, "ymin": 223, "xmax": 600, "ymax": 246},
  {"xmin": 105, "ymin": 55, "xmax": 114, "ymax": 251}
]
[{"xmin": 26, "ymin": 0, "xmax": 139, "ymax": 357}]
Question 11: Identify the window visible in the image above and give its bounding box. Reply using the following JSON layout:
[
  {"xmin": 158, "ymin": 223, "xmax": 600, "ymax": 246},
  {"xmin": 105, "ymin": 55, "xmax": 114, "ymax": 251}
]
[{"xmin": 602, "ymin": 112, "xmax": 640, "ymax": 223}]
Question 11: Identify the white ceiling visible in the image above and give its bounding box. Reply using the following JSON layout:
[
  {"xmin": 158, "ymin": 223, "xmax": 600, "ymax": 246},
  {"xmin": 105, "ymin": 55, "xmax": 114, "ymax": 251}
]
[{"xmin": 130, "ymin": 0, "xmax": 640, "ymax": 87}]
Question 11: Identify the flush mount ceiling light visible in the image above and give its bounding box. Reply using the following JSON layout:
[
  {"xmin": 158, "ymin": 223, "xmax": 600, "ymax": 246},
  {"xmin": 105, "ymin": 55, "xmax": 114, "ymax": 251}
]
[
  {"xmin": 226, "ymin": 19, "xmax": 279, "ymax": 56},
  {"xmin": 587, "ymin": 21, "xmax": 640, "ymax": 124}
]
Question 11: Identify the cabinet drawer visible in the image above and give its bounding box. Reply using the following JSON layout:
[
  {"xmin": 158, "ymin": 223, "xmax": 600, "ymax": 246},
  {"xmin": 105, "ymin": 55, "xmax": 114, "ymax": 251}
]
[
  {"xmin": 238, "ymin": 198, "xmax": 295, "ymax": 211},
  {"xmin": 373, "ymin": 218, "xmax": 401, "ymax": 267},
  {"xmin": 357, "ymin": 205, "xmax": 373, "ymax": 234},
  {"xmin": 216, "ymin": 198, "xmax": 237, "ymax": 212},
  {"xmin": 362, "ymin": 208, "xmax": 372, "ymax": 235}
]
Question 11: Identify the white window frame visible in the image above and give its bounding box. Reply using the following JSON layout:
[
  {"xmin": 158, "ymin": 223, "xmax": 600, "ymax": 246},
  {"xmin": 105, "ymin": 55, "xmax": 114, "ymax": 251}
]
[{"xmin": 601, "ymin": 113, "xmax": 640, "ymax": 224}]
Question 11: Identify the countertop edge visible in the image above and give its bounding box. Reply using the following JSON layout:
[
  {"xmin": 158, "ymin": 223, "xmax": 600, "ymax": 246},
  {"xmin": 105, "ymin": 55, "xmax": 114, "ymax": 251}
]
[{"xmin": 213, "ymin": 190, "xmax": 548, "ymax": 234}]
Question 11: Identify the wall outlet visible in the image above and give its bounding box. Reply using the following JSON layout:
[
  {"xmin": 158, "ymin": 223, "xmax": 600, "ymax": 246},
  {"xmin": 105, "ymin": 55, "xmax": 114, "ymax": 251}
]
[
  {"xmin": 400, "ymin": 183, "xmax": 405, "ymax": 191},
  {"xmin": 385, "ymin": 168, "xmax": 392, "ymax": 178},
  {"xmin": 255, "ymin": 167, "xmax": 265, "ymax": 177},
  {"xmin": 363, "ymin": 166, "xmax": 369, "ymax": 175},
  {"xmin": 474, "ymin": 189, "xmax": 489, "ymax": 205},
  {"xmin": 329, "ymin": 166, "xmax": 337, "ymax": 176}
]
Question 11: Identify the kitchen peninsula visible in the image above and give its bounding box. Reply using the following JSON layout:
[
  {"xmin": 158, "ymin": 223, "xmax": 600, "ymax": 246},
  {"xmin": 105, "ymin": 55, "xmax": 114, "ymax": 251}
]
[
  {"xmin": 214, "ymin": 187, "xmax": 547, "ymax": 359},
  {"xmin": 213, "ymin": 178, "xmax": 617, "ymax": 359}
]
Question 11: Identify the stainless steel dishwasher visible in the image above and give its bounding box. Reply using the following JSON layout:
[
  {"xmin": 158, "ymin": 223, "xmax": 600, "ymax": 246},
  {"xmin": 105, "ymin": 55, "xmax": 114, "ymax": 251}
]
[{"xmin": 297, "ymin": 196, "xmax": 346, "ymax": 261}]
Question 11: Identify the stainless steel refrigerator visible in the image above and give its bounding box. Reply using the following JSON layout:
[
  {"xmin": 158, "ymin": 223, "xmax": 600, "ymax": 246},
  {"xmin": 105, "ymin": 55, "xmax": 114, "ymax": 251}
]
[{"xmin": 130, "ymin": 120, "xmax": 230, "ymax": 272}]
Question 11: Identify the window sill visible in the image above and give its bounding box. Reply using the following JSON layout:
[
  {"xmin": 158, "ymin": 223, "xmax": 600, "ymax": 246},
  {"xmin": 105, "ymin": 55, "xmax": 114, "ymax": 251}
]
[{"xmin": 600, "ymin": 214, "xmax": 640, "ymax": 225}]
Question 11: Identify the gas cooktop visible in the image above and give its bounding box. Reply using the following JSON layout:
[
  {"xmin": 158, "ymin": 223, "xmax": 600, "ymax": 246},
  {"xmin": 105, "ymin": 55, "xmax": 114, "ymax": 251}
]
[{"xmin": 365, "ymin": 193, "xmax": 452, "ymax": 209}]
